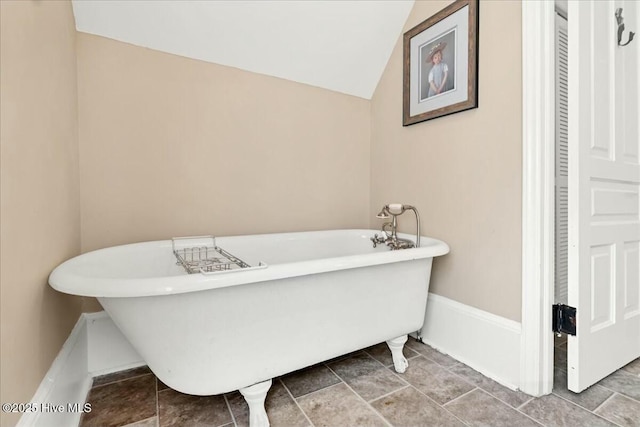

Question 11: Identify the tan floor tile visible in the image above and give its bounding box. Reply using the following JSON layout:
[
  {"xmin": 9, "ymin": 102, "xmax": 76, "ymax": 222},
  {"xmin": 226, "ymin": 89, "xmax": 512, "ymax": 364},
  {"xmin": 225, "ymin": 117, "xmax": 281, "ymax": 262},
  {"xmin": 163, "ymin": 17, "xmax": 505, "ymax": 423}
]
[
  {"xmin": 445, "ymin": 389, "xmax": 542, "ymax": 427},
  {"xmin": 552, "ymin": 367, "xmax": 613, "ymax": 411},
  {"xmin": 329, "ymin": 352, "xmax": 407, "ymax": 401},
  {"xmin": 122, "ymin": 417, "xmax": 158, "ymax": 427},
  {"xmin": 595, "ymin": 393, "xmax": 640, "ymax": 427},
  {"xmin": 81, "ymin": 346, "xmax": 639, "ymax": 427},
  {"xmin": 401, "ymin": 356, "xmax": 475, "ymax": 405},
  {"xmin": 93, "ymin": 366, "xmax": 153, "ymax": 387},
  {"xmin": 405, "ymin": 339, "xmax": 459, "ymax": 367},
  {"xmin": 371, "ymin": 386, "xmax": 465, "ymax": 427},
  {"xmin": 81, "ymin": 374, "xmax": 156, "ymax": 427},
  {"xmin": 621, "ymin": 357, "xmax": 640, "ymax": 376},
  {"xmin": 158, "ymin": 389, "xmax": 231, "ymax": 427},
  {"xmin": 281, "ymin": 364, "xmax": 341, "ymax": 398},
  {"xmin": 520, "ymin": 393, "xmax": 618, "ymax": 427},
  {"xmin": 448, "ymin": 363, "xmax": 531, "ymax": 408},
  {"xmin": 297, "ymin": 383, "xmax": 386, "ymax": 427},
  {"xmin": 598, "ymin": 369, "xmax": 640, "ymax": 401}
]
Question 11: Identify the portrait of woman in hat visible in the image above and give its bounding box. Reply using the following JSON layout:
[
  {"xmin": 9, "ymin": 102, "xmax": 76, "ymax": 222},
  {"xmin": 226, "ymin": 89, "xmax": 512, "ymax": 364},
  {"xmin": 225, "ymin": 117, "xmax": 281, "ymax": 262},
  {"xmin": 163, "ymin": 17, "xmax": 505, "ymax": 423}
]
[{"xmin": 420, "ymin": 31, "xmax": 456, "ymax": 100}]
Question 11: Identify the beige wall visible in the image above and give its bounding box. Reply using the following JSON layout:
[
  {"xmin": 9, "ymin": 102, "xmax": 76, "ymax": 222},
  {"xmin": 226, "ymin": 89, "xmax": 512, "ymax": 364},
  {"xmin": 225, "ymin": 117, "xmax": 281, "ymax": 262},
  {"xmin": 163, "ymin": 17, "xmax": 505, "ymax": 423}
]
[
  {"xmin": 76, "ymin": 34, "xmax": 371, "ymax": 310},
  {"xmin": 371, "ymin": 0, "xmax": 522, "ymax": 321},
  {"xmin": 0, "ymin": 2, "xmax": 83, "ymax": 426},
  {"xmin": 77, "ymin": 34, "xmax": 371, "ymax": 251}
]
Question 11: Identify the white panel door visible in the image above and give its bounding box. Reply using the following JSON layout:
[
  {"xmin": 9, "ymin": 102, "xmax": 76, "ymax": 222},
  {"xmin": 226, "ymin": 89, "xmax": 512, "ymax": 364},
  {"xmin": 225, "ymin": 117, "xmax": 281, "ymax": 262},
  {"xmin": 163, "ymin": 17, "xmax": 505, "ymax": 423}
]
[{"xmin": 567, "ymin": 0, "xmax": 640, "ymax": 392}]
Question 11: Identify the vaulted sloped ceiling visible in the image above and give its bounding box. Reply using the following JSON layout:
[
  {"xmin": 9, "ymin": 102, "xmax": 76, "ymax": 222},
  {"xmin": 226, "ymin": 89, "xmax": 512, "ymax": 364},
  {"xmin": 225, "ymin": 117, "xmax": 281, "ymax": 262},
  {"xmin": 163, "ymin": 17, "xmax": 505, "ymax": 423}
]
[{"xmin": 71, "ymin": 0, "xmax": 415, "ymax": 99}]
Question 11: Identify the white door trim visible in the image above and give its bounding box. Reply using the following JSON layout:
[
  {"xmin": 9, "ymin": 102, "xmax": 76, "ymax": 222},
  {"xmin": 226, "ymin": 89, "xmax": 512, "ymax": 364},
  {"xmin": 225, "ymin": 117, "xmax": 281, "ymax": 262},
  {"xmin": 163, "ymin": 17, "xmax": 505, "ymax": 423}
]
[{"xmin": 520, "ymin": 0, "xmax": 556, "ymax": 396}]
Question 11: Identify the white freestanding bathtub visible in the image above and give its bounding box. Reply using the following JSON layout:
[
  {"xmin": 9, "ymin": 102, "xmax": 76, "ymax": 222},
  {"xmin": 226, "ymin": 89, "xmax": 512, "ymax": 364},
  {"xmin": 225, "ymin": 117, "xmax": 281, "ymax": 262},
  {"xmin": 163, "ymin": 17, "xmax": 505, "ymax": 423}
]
[{"xmin": 49, "ymin": 229, "xmax": 449, "ymax": 426}]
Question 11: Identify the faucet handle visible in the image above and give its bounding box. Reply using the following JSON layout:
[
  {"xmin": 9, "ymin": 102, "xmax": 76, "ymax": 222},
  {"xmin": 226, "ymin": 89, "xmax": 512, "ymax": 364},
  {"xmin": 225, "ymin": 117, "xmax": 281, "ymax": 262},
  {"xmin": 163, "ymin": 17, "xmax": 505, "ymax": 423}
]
[{"xmin": 371, "ymin": 233, "xmax": 385, "ymax": 248}]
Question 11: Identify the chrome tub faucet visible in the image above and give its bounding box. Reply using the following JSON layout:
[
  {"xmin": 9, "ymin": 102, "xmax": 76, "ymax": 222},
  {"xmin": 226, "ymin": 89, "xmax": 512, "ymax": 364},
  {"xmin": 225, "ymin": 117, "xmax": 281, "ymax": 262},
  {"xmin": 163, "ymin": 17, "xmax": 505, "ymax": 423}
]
[{"xmin": 371, "ymin": 204, "xmax": 421, "ymax": 250}]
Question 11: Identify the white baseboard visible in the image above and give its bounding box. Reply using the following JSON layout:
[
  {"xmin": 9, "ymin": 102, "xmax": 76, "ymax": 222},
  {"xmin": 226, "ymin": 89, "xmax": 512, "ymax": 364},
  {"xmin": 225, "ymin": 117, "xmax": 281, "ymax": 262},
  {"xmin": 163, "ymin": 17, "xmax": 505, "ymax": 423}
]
[
  {"xmin": 85, "ymin": 312, "xmax": 144, "ymax": 376},
  {"xmin": 18, "ymin": 312, "xmax": 143, "ymax": 427},
  {"xmin": 17, "ymin": 314, "xmax": 91, "ymax": 427},
  {"xmin": 418, "ymin": 293, "xmax": 522, "ymax": 391}
]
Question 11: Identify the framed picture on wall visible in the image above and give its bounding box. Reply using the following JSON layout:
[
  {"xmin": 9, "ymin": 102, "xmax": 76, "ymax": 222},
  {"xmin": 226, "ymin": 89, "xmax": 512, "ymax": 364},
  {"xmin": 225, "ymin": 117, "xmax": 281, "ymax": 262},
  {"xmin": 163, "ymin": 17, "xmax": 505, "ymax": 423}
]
[{"xmin": 403, "ymin": 0, "xmax": 479, "ymax": 126}]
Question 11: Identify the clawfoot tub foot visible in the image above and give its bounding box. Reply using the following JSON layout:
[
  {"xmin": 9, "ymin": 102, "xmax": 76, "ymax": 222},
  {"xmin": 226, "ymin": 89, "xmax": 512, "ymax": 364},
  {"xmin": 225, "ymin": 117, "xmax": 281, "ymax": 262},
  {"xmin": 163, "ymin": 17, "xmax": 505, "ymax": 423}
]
[
  {"xmin": 239, "ymin": 379, "xmax": 272, "ymax": 427},
  {"xmin": 386, "ymin": 335, "xmax": 409, "ymax": 373}
]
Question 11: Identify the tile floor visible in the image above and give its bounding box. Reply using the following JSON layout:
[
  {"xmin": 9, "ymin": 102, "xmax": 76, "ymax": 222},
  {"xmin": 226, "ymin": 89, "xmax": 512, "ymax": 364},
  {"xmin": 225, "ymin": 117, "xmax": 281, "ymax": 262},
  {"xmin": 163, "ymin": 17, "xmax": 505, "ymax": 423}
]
[{"xmin": 80, "ymin": 337, "xmax": 640, "ymax": 427}]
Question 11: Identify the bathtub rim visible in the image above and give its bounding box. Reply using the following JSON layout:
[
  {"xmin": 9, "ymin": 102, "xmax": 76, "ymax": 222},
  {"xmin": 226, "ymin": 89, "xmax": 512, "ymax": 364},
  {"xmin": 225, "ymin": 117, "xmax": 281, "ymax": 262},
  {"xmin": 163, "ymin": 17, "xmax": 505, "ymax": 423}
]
[{"xmin": 49, "ymin": 229, "xmax": 449, "ymax": 298}]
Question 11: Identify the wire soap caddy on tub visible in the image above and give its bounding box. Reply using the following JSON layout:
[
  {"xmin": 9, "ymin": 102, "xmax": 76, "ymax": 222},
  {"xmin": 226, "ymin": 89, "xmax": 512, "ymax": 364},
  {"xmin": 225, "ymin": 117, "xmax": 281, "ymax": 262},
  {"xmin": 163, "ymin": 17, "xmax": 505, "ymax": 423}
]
[{"xmin": 172, "ymin": 235, "xmax": 267, "ymax": 275}]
